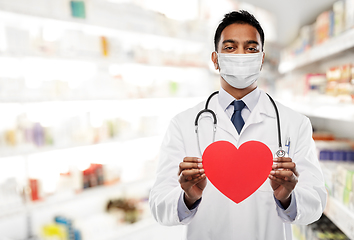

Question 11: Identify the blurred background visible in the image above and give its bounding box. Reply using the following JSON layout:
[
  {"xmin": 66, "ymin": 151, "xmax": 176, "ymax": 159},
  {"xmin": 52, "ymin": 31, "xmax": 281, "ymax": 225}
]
[{"xmin": 0, "ymin": 0, "xmax": 354, "ymax": 239}]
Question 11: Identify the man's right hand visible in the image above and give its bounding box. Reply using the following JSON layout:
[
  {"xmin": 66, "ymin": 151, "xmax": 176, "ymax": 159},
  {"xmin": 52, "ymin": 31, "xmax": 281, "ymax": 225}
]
[{"xmin": 178, "ymin": 157, "xmax": 207, "ymax": 209}]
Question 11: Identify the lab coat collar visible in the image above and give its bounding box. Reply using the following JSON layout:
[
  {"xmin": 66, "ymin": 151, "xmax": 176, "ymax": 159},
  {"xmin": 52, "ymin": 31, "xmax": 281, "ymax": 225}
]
[
  {"xmin": 218, "ymin": 86, "xmax": 260, "ymax": 114},
  {"xmin": 256, "ymin": 90, "xmax": 277, "ymax": 119},
  {"xmin": 239, "ymin": 90, "xmax": 276, "ymax": 135}
]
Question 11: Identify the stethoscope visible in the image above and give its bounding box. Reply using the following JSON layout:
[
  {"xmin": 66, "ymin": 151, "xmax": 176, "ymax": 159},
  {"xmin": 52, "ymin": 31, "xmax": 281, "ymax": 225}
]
[{"xmin": 195, "ymin": 91, "xmax": 287, "ymax": 158}]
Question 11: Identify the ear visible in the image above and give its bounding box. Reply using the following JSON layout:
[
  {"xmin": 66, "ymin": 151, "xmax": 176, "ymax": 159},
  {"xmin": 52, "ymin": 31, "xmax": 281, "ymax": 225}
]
[{"xmin": 211, "ymin": 51, "xmax": 219, "ymax": 70}]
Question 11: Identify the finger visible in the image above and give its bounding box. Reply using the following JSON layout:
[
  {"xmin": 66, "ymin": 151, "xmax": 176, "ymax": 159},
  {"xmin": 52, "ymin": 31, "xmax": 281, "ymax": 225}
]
[
  {"xmin": 179, "ymin": 162, "xmax": 203, "ymax": 170},
  {"xmin": 178, "ymin": 162, "xmax": 203, "ymax": 175},
  {"xmin": 195, "ymin": 174, "xmax": 207, "ymax": 184},
  {"xmin": 192, "ymin": 171, "xmax": 204, "ymax": 179},
  {"xmin": 183, "ymin": 157, "xmax": 203, "ymax": 163},
  {"xmin": 179, "ymin": 173, "xmax": 198, "ymax": 183},
  {"xmin": 273, "ymin": 157, "xmax": 292, "ymax": 162},
  {"xmin": 269, "ymin": 174, "xmax": 286, "ymax": 184},
  {"xmin": 272, "ymin": 162, "xmax": 296, "ymax": 170},
  {"xmin": 180, "ymin": 174, "xmax": 206, "ymax": 187},
  {"xmin": 270, "ymin": 170, "xmax": 295, "ymax": 180},
  {"xmin": 272, "ymin": 162, "xmax": 299, "ymax": 178},
  {"xmin": 180, "ymin": 169, "xmax": 204, "ymax": 179}
]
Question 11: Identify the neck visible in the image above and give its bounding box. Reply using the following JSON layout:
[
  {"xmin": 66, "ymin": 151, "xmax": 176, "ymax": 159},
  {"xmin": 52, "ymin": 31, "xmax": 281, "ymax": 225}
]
[{"xmin": 221, "ymin": 78, "xmax": 257, "ymax": 100}]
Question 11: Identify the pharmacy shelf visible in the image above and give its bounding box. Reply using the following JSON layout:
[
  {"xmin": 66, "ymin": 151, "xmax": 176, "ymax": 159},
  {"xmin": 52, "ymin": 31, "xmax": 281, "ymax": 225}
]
[
  {"xmin": 276, "ymin": 95, "xmax": 354, "ymax": 122},
  {"xmin": 0, "ymin": 96, "xmax": 205, "ymax": 158},
  {"xmin": 99, "ymin": 216, "xmax": 185, "ymax": 240},
  {"xmin": 0, "ymin": 96, "xmax": 205, "ymax": 105},
  {"xmin": 279, "ymin": 27, "xmax": 354, "ymax": 74},
  {"xmin": 0, "ymin": 135, "xmax": 153, "ymax": 158},
  {"xmin": 0, "ymin": 9, "xmax": 204, "ymax": 49},
  {"xmin": 0, "ymin": 53, "xmax": 209, "ymax": 78},
  {"xmin": 324, "ymin": 196, "xmax": 354, "ymax": 239},
  {"xmin": 99, "ymin": 217, "xmax": 158, "ymax": 240},
  {"xmin": 0, "ymin": 178, "xmax": 154, "ymax": 220}
]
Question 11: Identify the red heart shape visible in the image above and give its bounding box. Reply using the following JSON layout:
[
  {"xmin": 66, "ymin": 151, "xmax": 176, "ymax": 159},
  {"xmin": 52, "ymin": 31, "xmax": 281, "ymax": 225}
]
[{"xmin": 202, "ymin": 140, "xmax": 273, "ymax": 203}]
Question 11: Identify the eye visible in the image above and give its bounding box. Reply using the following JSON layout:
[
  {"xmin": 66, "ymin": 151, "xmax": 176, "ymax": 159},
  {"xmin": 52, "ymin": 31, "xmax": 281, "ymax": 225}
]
[
  {"xmin": 246, "ymin": 46, "xmax": 259, "ymax": 52},
  {"xmin": 224, "ymin": 46, "xmax": 234, "ymax": 50}
]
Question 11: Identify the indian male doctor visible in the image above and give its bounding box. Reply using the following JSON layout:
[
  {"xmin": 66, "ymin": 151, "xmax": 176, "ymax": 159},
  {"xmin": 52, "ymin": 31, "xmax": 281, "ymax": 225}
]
[{"xmin": 149, "ymin": 10, "xmax": 327, "ymax": 240}]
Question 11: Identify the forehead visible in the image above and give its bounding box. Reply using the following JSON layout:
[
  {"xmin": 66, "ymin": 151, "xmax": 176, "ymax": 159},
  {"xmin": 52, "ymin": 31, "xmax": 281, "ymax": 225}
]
[{"xmin": 219, "ymin": 23, "xmax": 261, "ymax": 44}]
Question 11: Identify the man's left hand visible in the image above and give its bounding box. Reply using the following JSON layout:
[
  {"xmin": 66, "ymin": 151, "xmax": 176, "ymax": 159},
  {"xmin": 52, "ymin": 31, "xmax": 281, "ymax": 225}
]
[{"xmin": 269, "ymin": 157, "xmax": 299, "ymax": 208}]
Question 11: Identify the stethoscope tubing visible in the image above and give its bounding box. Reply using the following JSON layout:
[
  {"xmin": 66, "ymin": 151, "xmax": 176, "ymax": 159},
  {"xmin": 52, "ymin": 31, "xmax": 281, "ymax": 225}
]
[{"xmin": 195, "ymin": 91, "xmax": 286, "ymax": 157}]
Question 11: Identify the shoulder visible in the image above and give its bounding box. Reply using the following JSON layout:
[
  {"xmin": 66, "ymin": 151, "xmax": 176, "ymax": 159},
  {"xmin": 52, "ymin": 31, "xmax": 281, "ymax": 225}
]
[
  {"xmin": 275, "ymin": 100, "xmax": 311, "ymax": 127},
  {"xmin": 275, "ymin": 100, "xmax": 304, "ymax": 117},
  {"xmin": 259, "ymin": 90, "xmax": 308, "ymax": 124}
]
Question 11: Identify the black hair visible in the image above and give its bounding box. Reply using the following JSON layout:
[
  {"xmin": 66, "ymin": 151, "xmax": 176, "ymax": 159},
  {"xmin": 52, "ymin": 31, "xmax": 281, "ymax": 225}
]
[{"xmin": 214, "ymin": 10, "xmax": 265, "ymax": 52}]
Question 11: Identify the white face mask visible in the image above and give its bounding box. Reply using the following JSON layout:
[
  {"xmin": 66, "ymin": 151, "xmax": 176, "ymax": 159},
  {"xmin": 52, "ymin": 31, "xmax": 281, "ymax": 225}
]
[{"xmin": 217, "ymin": 52, "xmax": 263, "ymax": 89}]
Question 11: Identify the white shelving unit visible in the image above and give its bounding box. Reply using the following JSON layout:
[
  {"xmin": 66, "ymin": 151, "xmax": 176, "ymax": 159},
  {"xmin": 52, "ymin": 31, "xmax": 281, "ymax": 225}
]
[
  {"xmin": 278, "ymin": 21, "xmax": 354, "ymax": 239},
  {"xmin": 0, "ymin": 178, "xmax": 154, "ymax": 220},
  {"xmin": 277, "ymin": 95, "xmax": 354, "ymax": 122},
  {"xmin": 0, "ymin": 1, "xmax": 214, "ymax": 238},
  {"xmin": 279, "ymin": 27, "xmax": 354, "ymax": 74},
  {"xmin": 0, "ymin": 97, "xmax": 204, "ymax": 158},
  {"xmin": 324, "ymin": 196, "xmax": 354, "ymax": 239}
]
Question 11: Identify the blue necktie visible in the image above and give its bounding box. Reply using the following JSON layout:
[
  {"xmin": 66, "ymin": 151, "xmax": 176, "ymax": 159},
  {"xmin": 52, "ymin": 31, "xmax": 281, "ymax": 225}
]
[{"xmin": 231, "ymin": 100, "xmax": 245, "ymax": 134}]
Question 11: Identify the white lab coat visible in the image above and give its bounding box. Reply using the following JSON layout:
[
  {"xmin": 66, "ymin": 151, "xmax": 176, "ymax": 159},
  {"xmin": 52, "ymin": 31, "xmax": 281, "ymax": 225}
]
[{"xmin": 149, "ymin": 90, "xmax": 327, "ymax": 240}]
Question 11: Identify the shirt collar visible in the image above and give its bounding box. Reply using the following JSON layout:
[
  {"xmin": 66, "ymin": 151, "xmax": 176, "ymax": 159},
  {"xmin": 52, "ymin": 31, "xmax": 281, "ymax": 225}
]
[{"xmin": 218, "ymin": 86, "xmax": 261, "ymax": 112}]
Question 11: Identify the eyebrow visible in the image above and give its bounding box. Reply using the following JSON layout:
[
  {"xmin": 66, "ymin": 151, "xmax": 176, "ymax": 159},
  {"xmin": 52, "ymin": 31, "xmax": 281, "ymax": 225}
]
[
  {"xmin": 222, "ymin": 39, "xmax": 237, "ymax": 45},
  {"xmin": 245, "ymin": 40, "xmax": 259, "ymax": 45},
  {"xmin": 221, "ymin": 39, "xmax": 259, "ymax": 45}
]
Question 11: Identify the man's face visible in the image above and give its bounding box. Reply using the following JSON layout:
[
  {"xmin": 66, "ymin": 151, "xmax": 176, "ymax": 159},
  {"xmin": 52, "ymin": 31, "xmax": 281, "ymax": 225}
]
[
  {"xmin": 217, "ymin": 23, "xmax": 262, "ymax": 54},
  {"xmin": 212, "ymin": 23, "xmax": 264, "ymax": 71}
]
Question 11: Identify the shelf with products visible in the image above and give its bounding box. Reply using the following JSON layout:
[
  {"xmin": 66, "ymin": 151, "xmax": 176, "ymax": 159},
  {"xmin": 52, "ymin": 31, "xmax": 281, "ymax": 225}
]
[
  {"xmin": 0, "ymin": 177, "xmax": 157, "ymax": 239},
  {"xmin": 0, "ymin": 134, "xmax": 161, "ymax": 215},
  {"xmin": 0, "ymin": 6, "xmax": 214, "ymax": 102},
  {"xmin": 294, "ymin": 117, "xmax": 354, "ymax": 239},
  {"xmin": 276, "ymin": 1, "xmax": 354, "ymax": 236},
  {"xmin": 0, "ymin": 1, "xmax": 213, "ymax": 239},
  {"xmin": 0, "ymin": 96, "xmax": 206, "ymax": 239},
  {"xmin": 276, "ymin": 94, "xmax": 354, "ymax": 122},
  {"xmin": 291, "ymin": 135, "xmax": 354, "ymax": 240},
  {"xmin": 275, "ymin": 51, "xmax": 354, "ymax": 123},
  {"xmin": 0, "ymin": 0, "xmax": 208, "ymax": 43},
  {"xmin": 0, "ymin": 61, "xmax": 212, "ymax": 102},
  {"xmin": 292, "ymin": 214, "xmax": 350, "ymax": 240},
  {"xmin": 0, "ymin": 8, "xmax": 208, "ymax": 66},
  {"xmin": 278, "ymin": 0, "xmax": 354, "ymax": 74},
  {"xmin": 324, "ymin": 196, "xmax": 354, "ymax": 239},
  {"xmin": 0, "ymin": 176, "xmax": 154, "ymax": 220},
  {"xmin": 279, "ymin": 27, "xmax": 354, "ymax": 74},
  {"xmin": 302, "ymin": 134, "xmax": 354, "ymax": 239},
  {"xmin": 0, "ymin": 97, "xmax": 204, "ymax": 157},
  {"xmin": 91, "ymin": 216, "xmax": 184, "ymax": 240},
  {"xmin": 321, "ymin": 160, "xmax": 354, "ymax": 239}
]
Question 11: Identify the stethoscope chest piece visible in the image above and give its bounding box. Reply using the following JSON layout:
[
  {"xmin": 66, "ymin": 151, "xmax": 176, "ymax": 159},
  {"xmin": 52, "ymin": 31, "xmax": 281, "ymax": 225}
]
[{"xmin": 275, "ymin": 149, "xmax": 287, "ymax": 158}]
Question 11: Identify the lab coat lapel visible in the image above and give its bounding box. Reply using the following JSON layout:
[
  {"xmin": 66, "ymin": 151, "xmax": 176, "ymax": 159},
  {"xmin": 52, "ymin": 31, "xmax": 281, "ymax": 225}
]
[{"xmin": 242, "ymin": 90, "xmax": 276, "ymax": 132}]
